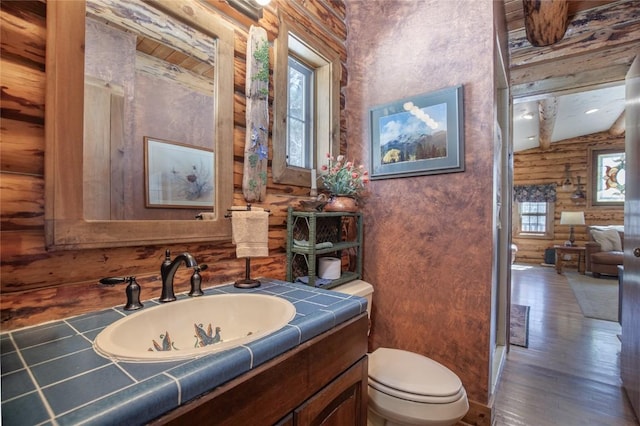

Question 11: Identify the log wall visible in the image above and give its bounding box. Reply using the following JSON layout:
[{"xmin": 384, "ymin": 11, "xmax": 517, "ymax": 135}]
[
  {"xmin": 512, "ymin": 132, "xmax": 625, "ymax": 265},
  {"xmin": 0, "ymin": 0, "xmax": 347, "ymax": 330}
]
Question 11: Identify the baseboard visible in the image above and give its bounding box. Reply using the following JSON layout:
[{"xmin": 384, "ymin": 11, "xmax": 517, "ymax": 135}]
[{"xmin": 458, "ymin": 398, "xmax": 492, "ymax": 426}]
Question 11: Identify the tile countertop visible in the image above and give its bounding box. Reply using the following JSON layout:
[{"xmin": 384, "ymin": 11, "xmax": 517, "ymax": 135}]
[{"xmin": 1, "ymin": 278, "xmax": 367, "ymax": 426}]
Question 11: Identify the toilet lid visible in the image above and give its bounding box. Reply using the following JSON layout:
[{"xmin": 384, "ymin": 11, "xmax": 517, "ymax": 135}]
[{"xmin": 368, "ymin": 348, "xmax": 463, "ymax": 401}]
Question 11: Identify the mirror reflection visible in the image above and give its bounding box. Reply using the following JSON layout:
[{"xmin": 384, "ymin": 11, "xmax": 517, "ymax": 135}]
[{"xmin": 84, "ymin": 0, "xmax": 217, "ymax": 220}]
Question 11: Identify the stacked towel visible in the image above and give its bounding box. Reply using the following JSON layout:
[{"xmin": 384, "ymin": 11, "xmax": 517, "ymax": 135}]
[{"xmin": 231, "ymin": 208, "xmax": 269, "ymax": 258}]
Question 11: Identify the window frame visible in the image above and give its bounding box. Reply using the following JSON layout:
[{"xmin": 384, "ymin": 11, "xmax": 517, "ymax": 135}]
[
  {"xmin": 272, "ymin": 15, "xmax": 341, "ymax": 186},
  {"xmin": 286, "ymin": 55, "xmax": 314, "ymax": 169},
  {"xmin": 514, "ymin": 201, "xmax": 555, "ymax": 239}
]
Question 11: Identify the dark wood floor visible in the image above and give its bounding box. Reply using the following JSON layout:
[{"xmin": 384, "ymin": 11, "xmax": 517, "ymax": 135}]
[{"xmin": 493, "ymin": 264, "xmax": 639, "ymax": 426}]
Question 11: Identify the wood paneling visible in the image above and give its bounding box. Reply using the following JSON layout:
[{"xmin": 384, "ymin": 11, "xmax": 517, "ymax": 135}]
[
  {"xmin": 0, "ymin": 0, "xmax": 347, "ymax": 330},
  {"xmin": 512, "ymin": 132, "xmax": 624, "ymax": 265}
]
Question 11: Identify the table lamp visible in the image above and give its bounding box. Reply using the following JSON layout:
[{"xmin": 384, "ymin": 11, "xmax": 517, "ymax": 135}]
[{"xmin": 560, "ymin": 211, "xmax": 585, "ymax": 246}]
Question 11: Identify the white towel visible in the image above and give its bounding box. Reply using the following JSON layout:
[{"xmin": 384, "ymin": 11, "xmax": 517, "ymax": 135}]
[{"xmin": 231, "ymin": 209, "xmax": 269, "ymax": 258}]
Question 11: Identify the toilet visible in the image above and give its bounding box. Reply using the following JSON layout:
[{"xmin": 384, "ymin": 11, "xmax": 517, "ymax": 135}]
[{"xmin": 331, "ymin": 280, "xmax": 469, "ymax": 426}]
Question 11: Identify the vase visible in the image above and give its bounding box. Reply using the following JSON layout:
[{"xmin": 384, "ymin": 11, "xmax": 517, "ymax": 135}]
[{"xmin": 324, "ymin": 196, "xmax": 358, "ymax": 212}]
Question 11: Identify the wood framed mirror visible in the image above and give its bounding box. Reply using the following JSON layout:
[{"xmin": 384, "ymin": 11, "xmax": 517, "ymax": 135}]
[{"xmin": 45, "ymin": 0, "xmax": 234, "ymax": 250}]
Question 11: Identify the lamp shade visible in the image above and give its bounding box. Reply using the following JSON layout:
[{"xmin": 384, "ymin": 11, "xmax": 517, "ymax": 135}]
[{"xmin": 560, "ymin": 211, "xmax": 585, "ymax": 226}]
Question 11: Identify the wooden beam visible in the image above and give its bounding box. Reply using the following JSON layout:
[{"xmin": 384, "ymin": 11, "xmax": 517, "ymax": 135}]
[
  {"xmin": 522, "ymin": 0, "xmax": 569, "ymax": 47},
  {"xmin": 510, "ymin": 43, "xmax": 635, "ymax": 98},
  {"xmin": 609, "ymin": 110, "xmax": 626, "ymax": 136},
  {"xmin": 538, "ymin": 97, "xmax": 557, "ymax": 150}
]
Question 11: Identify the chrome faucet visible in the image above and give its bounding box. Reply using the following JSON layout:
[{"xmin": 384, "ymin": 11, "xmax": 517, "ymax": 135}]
[{"xmin": 160, "ymin": 251, "xmax": 198, "ymax": 303}]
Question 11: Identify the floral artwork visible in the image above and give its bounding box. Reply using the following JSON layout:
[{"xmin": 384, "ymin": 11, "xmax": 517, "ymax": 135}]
[
  {"xmin": 591, "ymin": 148, "xmax": 625, "ymax": 205},
  {"xmin": 145, "ymin": 137, "xmax": 215, "ymax": 208}
]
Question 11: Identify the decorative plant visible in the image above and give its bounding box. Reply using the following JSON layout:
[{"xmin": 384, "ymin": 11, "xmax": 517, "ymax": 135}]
[{"xmin": 319, "ymin": 154, "xmax": 369, "ymax": 198}]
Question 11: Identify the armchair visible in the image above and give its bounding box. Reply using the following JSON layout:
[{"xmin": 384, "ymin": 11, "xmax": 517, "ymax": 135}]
[{"xmin": 585, "ymin": 226, "xmax": 624, "ymax": 277}]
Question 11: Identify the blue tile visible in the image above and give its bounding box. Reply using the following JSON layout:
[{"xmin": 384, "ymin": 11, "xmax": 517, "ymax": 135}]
[
  {"xmin": 21, "ymin": 335, "xmax": 92, "ymax": 366},
  {"xmin": 12, "ymin": 322, "xmax": 76, "ymax": 350},
  {"xmin": 285, "ymin": 289, "xmax": 319, "ymax": 300},
  {"xmin": 244, "ymin": 325, "xmax": 301, "ymax": 367},
  {"xmin": 82, "ymin": 328, "xmax": 103, "ymax": 342},
  {"xmin": 292, "ymin": 310, "xmax": 336, "ymax": 342},
  {"xmin": 1, "ymin": 391, "xmax": 50, "ymax": 426},
  {"xmin": 1, "ymin": 351, "xmax": 23, "ymax": 374},
  {"xmin": 1, "ymin": 335, "xmax": 16, "ymax": 354},
  {"xmin": 307, "ymin": 293, "xmax": 344, "ymax": 307},
  {"xmin": 66, "ymin": 309, "xmax": 125, "ymax": 333},
  {"xmin": 261, "ymin": 284, "xmax": 297, "ymax": 295},
  {"xmin": 167, "ymin": 347, "xmax": 252, "ymax": 403},
  {"xmin": 56, "ymin": 374, "xmax": 178, "ymax": 426},
  {"xmin": 120, "ymin": 360, "xmax": 188, "ymax": 381},
  {"xmin": 1, "ymin": 369, "xmax": 35, "ymax": 400},
  {"xmin": 293, "ymin": 300, "xmax": 325, "ymax": 315},
  {"xmin": 42, "ymin": 364, "xmax": 134, "ymax": 415},
  {"xmin": 330, "ymin": 300, "xmax": 365, "ymax": 325},
  {"xmin": 30, "ymin": 347, "xmax": 111, "ymax": 387}
]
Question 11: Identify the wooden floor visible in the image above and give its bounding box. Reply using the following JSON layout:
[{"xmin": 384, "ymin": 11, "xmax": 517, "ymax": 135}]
[{"xmin": 493, "ymin": 264, "xmax": 639, "ymax": 426}]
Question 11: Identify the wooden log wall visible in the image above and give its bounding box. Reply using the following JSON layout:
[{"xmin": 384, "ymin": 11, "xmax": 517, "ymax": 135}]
[
  {"xmin": 512, "ymin": 132, "xmax": 625, "ymax": 265},
  {"xmin": 0, "ymin": 0, "xmax": 348, "ymax": 330}
]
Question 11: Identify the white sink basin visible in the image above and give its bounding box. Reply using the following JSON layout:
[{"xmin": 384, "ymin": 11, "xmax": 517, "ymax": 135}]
[{"xmin": 94, "ymin": 293, "xmax": 296, "ymax": 362}]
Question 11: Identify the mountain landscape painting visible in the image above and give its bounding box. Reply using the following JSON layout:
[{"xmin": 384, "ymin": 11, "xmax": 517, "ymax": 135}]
[
  {"xmin": 378, "ymin": 101, "xmax": 448, "ymax": 165},
  {"xmin": 369, "ymin": 85, "xmax": 464, "ymax": 180}
]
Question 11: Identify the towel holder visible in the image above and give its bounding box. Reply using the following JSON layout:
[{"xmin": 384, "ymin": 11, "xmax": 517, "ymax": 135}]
[{"xmin": 225, "ymin": 204, "xmax": 271, "ymax": 288}]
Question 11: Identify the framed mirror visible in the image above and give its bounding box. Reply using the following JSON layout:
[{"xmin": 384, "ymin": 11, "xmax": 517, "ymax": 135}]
[{"xmin": 45, "ymin": 0, "xmax": 234, "ymax": 250}]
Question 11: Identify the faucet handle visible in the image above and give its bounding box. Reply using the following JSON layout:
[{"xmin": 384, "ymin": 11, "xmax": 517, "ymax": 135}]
[
  {"xmin": 189, "ymin": 264, "xmax": 208, "ymax": 297},
  {"xmin": 124, "ymin": 277, "xmax": 143, "ymax": 311},
  {"xmin": 99, "ymin": 276, "xmax": 143, "ymax": 311},
  {"xmin": 99, "ymin": 277, "xmax": 127, "ymax": 285}
]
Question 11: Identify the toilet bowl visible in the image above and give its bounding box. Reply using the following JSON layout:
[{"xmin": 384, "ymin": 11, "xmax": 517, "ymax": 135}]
[{"xmin": 330, "ymin": 280, "xmax": 469, "ymax": 426}]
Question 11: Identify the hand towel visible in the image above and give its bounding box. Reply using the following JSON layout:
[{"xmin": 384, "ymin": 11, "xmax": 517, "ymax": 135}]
[{"xmin": 231, "ymin": 209, "xmax": 269, "ymax": 258}]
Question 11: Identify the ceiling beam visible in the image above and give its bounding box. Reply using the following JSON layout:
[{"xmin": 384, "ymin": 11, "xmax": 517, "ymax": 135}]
[
  {"xmin": 537, "ymin": 98, "xmax": 557, "ymax": 150},
  {"xmin": 510, "ymin": 43, "xmax": 634, "ymax": 99},
  {"xmin": 522, "ymin": 0, "xmax": 569, "ymax": 47},
  {"xmin": 609, "ymin": 110, "xmax": 626, "ymax": 136}
]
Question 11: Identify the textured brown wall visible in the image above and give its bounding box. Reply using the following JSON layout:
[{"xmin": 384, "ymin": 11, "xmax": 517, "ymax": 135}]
[{"xmin": 344, "ymin": 1, "xmax": 498, "ymax": 404}]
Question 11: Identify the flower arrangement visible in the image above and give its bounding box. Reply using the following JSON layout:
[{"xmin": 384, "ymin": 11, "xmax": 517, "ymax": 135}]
[{"xmin": 319, "ymin": 154, "xmax": 369, "ymax": 199}]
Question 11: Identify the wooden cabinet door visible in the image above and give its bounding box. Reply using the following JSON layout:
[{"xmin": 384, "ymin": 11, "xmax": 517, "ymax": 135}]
[{"xmin": 294, "ymin": 358, "xmax": 368, "ymax": 426}]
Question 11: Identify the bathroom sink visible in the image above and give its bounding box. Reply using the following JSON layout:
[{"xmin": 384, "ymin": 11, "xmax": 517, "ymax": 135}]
[{"xmin": 94, "ymin": 293, "xmax": 296, "ymax": 362}]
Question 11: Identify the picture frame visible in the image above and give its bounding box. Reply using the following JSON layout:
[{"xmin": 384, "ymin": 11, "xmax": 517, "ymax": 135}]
[
  {"xmin": 144, "ymin": 137, "xmax": 215, "ymax": 209},
  {"xmin": 588, "ymin": 147, "xmax": 625, "ymax": 206},
  {"xmin": 369, "ymin": 85, "xmax": 464, "ymax": 180}
]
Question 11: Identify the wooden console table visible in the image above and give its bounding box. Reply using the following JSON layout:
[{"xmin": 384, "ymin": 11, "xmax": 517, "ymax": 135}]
[{"xmin": 554, "ymin": 245, "xmax": 586, "ymax": 275}]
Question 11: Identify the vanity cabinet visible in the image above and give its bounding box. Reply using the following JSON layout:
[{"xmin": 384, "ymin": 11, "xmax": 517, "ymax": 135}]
[
  {"xmin": 286, "ymin": 207, "xmax": 363, "ymax": 289},
  {"xmin": 152, "ymin": 313, "xmax": 369, "ymax": 425}
]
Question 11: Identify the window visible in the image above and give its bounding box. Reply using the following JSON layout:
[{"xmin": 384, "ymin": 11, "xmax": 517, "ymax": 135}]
[
  {"xmin": 286, "ymin": 56, "xmax": 314, "ymax": 169},
  {"xmin": 272, "ymin": 16, "xmax": 340, "ymax": 186},
  {"xmin": 589, "ymin": 147, "xmax": 625, "ymax": 207},
  {"xmin": 515, "ymin": 202, "xmax": 554, "ymax": 239}
]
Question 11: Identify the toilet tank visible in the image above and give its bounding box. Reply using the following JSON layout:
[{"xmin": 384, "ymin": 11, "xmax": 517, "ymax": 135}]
[{"xmin": 331, "ymin": 280, "xmax": 374, "ymax": 320}]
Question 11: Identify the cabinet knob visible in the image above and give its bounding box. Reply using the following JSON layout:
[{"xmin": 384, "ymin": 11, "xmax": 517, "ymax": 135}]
[{"xmin": 634, "ymin": 247, "xmax": 640, "ymax": 258}]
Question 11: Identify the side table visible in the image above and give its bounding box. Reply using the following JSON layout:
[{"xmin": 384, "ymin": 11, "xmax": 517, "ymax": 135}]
[{"xmin": 554, "ymin": 245, "xmax": 586, "ymax": 275}]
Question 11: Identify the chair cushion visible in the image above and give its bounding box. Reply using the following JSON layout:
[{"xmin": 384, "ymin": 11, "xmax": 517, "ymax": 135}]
[{"xmin": 591, "ymin": 228, "xmax": 622, "ymax": 252}]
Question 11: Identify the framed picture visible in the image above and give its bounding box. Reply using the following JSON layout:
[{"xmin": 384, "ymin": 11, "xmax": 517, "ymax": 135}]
[
  {"xmin": 144, "ymin": 137, "xmax": 215, "ymax": 208},
  {"xmin": 589, "ymin": 147, "xmax": 625, "ymax": 206},
  {"xmin": 369, "ymin": 85, "xmax": 464, "ymax": 180}
]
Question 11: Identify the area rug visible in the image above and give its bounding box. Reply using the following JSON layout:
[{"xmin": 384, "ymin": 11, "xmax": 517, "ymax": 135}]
[
  {"xmin": 565, "ymin": 272, "xmax": 618, "ymax": 322},
  {"xmin": 510, "ymin": 304, "xmax": 530, "ymax": 348}
]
